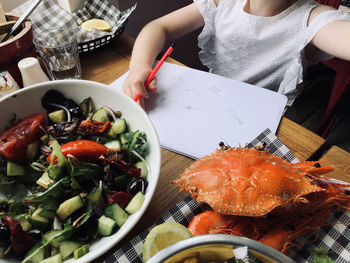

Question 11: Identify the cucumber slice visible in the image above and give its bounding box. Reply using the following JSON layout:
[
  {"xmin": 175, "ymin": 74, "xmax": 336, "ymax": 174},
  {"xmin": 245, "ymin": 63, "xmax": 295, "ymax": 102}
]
[
  {"xmin": 28, "ymin": 211, "xmax": 49, "ymax": 232},
  {"xmin": 73, "ymin": 244, "xmax": 89, "ymax": 259},
  {"xmin": 56, "ymin": 195, "xmax": 84, "ymax": 221},
  {"xmin": 92, "ymin": 107, "xmax": 110, "ymax": 122},
  {"xmin": 125, "ymin": 191, "xmax": 145, "ymax": 214},
  {"xmin": 104, "ymin": 140, "xmax": 121, "ymax": 150},
  {"xmin": 135, "ymin": 161, "xmax": 148, "ymax": 178},
  {"xmin": 59, "ymin": 240, "xmax": 83, "ymax": 260},
  {"xmin": 22, "ymin": 242, "xmax": 46, "ymax": 263},
  {"xmin": 98, "ymin": 215, "xmax": 116, "ymax": 236},
  {"xmin": 86, "ymin": 187, "xmax": 104, "ymax": 208},
  {"xmin": 106, "ymin": 118, "xmax": 126, "ymax": 137},
  {"xmin": 36, "ymin": 172, "xmax": 54, "ymax": 189},
  {"xmin": 7, "ymin": 161, "xmax": 25, "ymax": 176},
  {"xmin": 44, "ymin": 230, "xmax": 64, "ymax": 248},
  {"xmin": 48, "ymin": 110, "xmax": 66, "ymax": 123},
  {"xmin": 39, "ymin": 254, "xmax": 62, "ymax": 263},
  {"xmin": 105, "ymin": 203, "xmax": 129, "ymax": 227},
  {"xmin": 14, "ymin": 215, "xmax": 32, "ymax": 232},
  {"xmin": 33, "ymin": 207, "xmax": 55, "ymax": 220},
  {"xmin": 40, "ymin": 134, "xmax": 49, "ymax": 145},
  {"xmin": 120, "ymin": 133, "xmax": 130, "ymax": 145},
  {"xmin": 43, "ymin": 229, "xmax": 72, "ymax": 248},
  {"xmin": 26, "ymin": 140, "xmax": 40, "ymax": 161},
  {"xmin": 38, "ymin": 209, "xmax": 55, "ymax": 219}
]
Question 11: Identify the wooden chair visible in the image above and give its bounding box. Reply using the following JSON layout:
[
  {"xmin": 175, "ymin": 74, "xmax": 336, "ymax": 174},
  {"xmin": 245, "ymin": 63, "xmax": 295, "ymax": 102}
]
[{"xmin": 315, "ymin": 0, "xmax": 350, "ymax": 138}]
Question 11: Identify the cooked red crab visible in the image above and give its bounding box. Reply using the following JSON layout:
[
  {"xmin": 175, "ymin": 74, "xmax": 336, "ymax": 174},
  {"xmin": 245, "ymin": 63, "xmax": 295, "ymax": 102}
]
[{"xmin": 173, "ymin": 145, "xmax": 350, "ymax": 253}]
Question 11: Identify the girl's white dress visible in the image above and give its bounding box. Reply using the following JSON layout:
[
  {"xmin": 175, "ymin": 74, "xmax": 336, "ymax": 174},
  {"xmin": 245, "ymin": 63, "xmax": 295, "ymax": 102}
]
[{"xmin": 194, "ymin": 0, "xmax": 350, "ymax": 105}]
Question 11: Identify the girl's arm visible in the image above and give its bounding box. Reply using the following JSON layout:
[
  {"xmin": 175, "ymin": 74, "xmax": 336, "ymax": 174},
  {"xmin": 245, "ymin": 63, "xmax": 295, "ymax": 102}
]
[
  {"xmin": 309, "ymin": 5, "xmax": 350, "ymax": 61},
  {"xmin": 122, "ymin": 3, "xmax": 204, "ymax": 107}
]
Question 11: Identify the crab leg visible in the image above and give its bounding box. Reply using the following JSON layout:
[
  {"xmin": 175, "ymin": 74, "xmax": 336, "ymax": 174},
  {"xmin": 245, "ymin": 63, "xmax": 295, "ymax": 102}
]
[
  {"xmin": 258, "ymin": 224, "xmax": 292, "ymax": 253},
  {"xmin": 293, "ymin": 161, "xmax": 334, "ymax": 175},
  {"xmin": 188, "ymin": 210, "xmax": 231, "ymax": 236}
]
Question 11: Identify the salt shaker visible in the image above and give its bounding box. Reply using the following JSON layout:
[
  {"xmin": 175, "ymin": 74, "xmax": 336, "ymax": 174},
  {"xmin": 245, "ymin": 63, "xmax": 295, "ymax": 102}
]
[{"xmin": 18, "ymin": 57, "xmax": 50, "ymax": 87}]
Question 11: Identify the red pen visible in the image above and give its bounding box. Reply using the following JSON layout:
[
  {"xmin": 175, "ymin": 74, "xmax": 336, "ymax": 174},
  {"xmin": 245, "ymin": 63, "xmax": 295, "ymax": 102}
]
[{"xmin": 133, "ymin": 43, "xmax": 175, "ymax": 102}]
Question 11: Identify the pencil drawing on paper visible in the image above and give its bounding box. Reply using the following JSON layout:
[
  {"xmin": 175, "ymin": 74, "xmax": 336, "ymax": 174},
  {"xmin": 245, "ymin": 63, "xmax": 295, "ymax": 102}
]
[{"xmin": 155, "ymin": 81, "xmax": 244, "ymax": 125}]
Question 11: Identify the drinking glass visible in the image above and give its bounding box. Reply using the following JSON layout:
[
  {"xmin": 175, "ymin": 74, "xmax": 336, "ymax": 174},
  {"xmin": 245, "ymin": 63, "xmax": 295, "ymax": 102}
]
[{"xmin": 33, "ymin": 29, "xmax": 81, "ymax": 80}]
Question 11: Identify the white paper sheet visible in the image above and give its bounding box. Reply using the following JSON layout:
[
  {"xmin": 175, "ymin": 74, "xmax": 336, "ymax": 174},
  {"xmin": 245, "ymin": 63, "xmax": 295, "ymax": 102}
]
[{"xmin": 110, "ymin": 62, "xmax": 287, "ymax": 159}]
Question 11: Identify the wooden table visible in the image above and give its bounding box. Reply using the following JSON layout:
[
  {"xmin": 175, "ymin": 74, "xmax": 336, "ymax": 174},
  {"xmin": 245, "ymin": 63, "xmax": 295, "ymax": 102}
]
[
  {"xmin": 79, "ymin": 34, "xmax": 328, "ymax": 262},
  {"xmin": 319, "ymin": 146, "xmax": 350, "ymax": 183}
]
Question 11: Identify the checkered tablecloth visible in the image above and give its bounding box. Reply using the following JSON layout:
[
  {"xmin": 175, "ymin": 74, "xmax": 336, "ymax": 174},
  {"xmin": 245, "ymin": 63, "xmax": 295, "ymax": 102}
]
[{"xmin": 105, "ymin": 129, "xmax": 350, "ymax": 263}]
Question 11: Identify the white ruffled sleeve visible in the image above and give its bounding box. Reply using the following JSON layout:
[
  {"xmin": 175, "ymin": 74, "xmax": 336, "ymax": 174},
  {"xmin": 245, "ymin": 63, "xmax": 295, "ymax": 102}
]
[
  {"xmin": 306, "ymin": 9, "xmax": 350, "ymax": 43},
  {"xmin": 194, "ymin": 0, "xmax": 218, "ymax": 67},
  {"xmin": 279, "ymin": 9, "xmax": 350, "ymax": 106},
  {"xmin": 305, "ymin": 9, "xmax": 350, "ymax": 62},
  {"xmin": 193, "ymin": 0, "xmax": 217, "ymax": 19},
  {"xmin": 278, "ymin": 56, "xmax": 304, "ymax": 106}
]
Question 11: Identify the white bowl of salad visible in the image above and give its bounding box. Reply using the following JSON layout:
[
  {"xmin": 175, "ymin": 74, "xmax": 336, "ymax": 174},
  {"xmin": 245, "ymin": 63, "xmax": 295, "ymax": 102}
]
[{"xmin": 0, "ymin": 80, "xmax": 161, "ymax": 263}]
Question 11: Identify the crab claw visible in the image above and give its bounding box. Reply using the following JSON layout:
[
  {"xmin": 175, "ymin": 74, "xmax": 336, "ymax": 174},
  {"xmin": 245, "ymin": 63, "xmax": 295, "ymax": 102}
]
[{"xmin": 188, "ymin": 210, "xmax": 231, "ymax": 236}]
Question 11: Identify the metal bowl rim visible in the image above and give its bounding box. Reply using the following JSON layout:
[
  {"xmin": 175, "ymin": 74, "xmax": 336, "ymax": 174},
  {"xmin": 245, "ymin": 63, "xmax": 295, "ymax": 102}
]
[{"xmin": 147, "ymin": 234, "xmax": 296, "ymax": 263}]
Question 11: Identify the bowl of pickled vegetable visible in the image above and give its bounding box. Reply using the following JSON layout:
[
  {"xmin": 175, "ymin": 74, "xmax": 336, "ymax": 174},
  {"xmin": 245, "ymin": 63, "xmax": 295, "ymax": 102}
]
[
  {"xmin": 147, "ymin": 234, "xmax": 295, "ymax": 263},
  {"xmin": 0, "ymin": 80, "xmax": 161, "ymax": 263}
]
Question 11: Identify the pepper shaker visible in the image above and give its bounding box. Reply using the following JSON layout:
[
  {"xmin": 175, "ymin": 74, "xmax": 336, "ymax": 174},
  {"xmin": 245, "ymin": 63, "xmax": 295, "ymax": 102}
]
[{"xmin": 18, "ymin": 57, "xmax": 50, "ymax": 87}]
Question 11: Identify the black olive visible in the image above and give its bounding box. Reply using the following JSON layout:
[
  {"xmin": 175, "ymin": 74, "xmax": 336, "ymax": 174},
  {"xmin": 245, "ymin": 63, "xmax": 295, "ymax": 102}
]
[
  {"xmin": 0, "ymin": 224, "xmax": 11, "ymax": 245},
  {"xmin": 128, "ymin": 178, "xmax": 148, "ymax": 195},
  {"xmin": 0, "ymin": 201, "xmax": 9, "ymax": 212},
  {"xmin": 41, "ymin": 90, "xmax": 82, "ymax": 119},
  {"xmin": 345, "ymin": 190, "xmax": 350, "ymax": 195},
  {"xmin": 105, "ymin": 164, "xmax": 120, "ymax": 188}
]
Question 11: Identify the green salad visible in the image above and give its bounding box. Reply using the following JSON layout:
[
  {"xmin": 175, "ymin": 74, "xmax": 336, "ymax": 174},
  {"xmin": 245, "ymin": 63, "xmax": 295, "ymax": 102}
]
[{"xmin": 0, "ymin": 90, "xmax": 150, "ymax": 262}]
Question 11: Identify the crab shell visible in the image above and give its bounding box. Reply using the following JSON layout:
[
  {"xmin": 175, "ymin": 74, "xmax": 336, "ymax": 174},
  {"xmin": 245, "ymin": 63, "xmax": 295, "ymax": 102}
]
[{"xmin": 172, "ymin": 147, "xmax": 334, "ymax": 217}]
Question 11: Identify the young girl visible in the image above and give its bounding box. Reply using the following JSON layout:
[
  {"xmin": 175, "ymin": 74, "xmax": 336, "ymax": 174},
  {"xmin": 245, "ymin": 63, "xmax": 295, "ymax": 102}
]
[{"xmin": 122, "ymin": 0, "xmax": 350, "ymax": 108}]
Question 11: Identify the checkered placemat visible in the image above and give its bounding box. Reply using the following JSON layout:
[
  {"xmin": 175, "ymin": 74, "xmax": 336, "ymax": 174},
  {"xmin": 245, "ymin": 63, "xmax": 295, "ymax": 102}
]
[
  {"xmin": 105, "ymin": 128, "xmax": 350, "ymax": 263},
  {"xmin": 11, "ymin": 0, "xmax": 136, "ymax": 43}
]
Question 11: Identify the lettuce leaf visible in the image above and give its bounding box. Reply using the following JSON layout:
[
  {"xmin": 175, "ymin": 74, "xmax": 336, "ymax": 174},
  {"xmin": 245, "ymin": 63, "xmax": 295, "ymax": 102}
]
[
  {"xmin": 0, "ymin": 174, "xmax": 30, "ymax": 202},
  {"xmin": 47, "ymin": 140, "xmax": 70, "ymax": 180},
  {"xmin": 25, "ymin": 177, "xmax": 71, "ymax": 202}
]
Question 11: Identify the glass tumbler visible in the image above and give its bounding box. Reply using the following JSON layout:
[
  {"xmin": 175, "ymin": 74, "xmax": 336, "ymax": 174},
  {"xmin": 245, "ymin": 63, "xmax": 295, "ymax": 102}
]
[{"xmin": 33, "ymin": 29, "xmax": 81, "ymax": 80}]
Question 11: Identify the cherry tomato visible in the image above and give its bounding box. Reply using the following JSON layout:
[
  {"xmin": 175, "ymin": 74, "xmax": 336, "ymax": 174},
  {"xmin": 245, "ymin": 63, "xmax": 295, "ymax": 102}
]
[
  {"xmin": 0, "ymin": 113, "xmax": 46, "ymax": 161},
  {"xmin": 2, "ymin": 215, "xmax": 36, "ymax": 254},
  {"xmin": 99, "ymin": 155, "xmax": 141, "ymax": 178},
  {"xmin": 47, "ymin": 140, "xmax": 108, "ymax": 162},
  {"xmin": 78, "ymin": 120, "xmax": 111, "ymax": 135},
  {"xmin": 107, "ymin": 191, "xmax": 133, "ymax": 208}
]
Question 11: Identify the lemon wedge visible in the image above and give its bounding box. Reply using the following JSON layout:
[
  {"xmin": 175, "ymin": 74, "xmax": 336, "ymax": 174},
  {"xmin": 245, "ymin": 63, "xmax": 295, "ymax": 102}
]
[
  {"xmin": 142, "ymin": 222, "xmax": 192, "ymax": 262},
  {"xmin": 80, "ymin": 19, "xmax": 112, "ymax": 32}
]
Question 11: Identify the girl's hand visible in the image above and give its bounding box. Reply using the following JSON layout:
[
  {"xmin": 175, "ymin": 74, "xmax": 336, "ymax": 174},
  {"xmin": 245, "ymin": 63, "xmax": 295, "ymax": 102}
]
[
  {"xmin": 122, "ymin": 69, "xmax": 158, "ymax": 109},
  {"xmin": 121, "ymin": 3, "xmax": 204, "ymax": 108}
]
